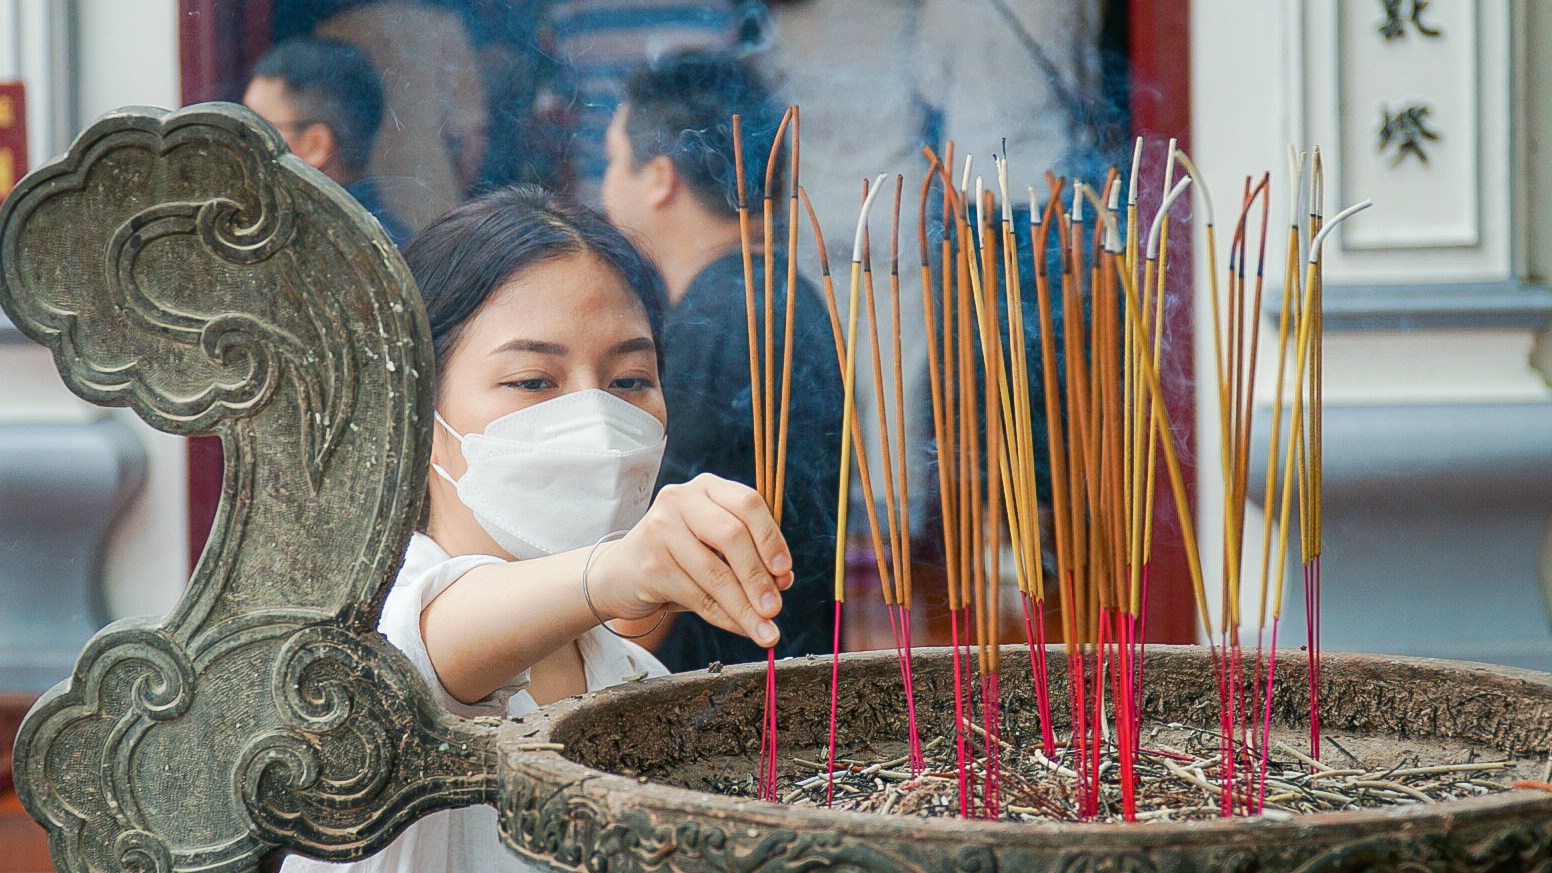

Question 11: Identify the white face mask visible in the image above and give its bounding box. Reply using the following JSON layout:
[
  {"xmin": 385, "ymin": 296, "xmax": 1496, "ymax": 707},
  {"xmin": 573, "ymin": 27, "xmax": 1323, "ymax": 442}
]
[{"xmin": 433, "ymin": 389, "xmax": 667, "ymax": 559}]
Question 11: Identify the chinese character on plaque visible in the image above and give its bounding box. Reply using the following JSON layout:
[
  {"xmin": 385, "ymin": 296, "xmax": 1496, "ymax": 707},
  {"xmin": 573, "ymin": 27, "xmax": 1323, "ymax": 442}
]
[
  {"xmin": 1378, "ymin": 0, "xmax": 1443, "ymax": 41},
  {"xmin": 1378, "ymin": 102, "xmax": 1441, "ymax": 166}
]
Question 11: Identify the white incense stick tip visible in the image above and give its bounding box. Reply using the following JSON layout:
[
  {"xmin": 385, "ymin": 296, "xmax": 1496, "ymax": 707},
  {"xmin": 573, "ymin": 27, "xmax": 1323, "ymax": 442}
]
[
  {"xmin": 959, "ymin": 155, "xmax": 974, "ymax": 196},
  {"xmin": 1146, "ymin": 175, "xmax": 1193, "ymax": 260},
  {"xmin": 1163, "ymin": 137, "xmax": 1179, "ymax": 190},
  {"xmin": 996, "ymin": 155, "xmax": 1013, "ymax": 223},
  {"xmin": 1287, "ymin": 145, "xmax": 1306, "ymax": 227},
  {"xmin": 1128, "ymin": 136, "xmax": 1144, "ymax": 206},
  {"xmin": 1070, "ymin": 183, "xmax": 1084, "ymax": 222},
  {"xmin": 1310, "ymin": 148, "xmax": 1324, "ymax": 216},
  {"xmin": 1077, "ymin": 182, "xmax": 1121, "ymax": 254},
  {"xmin": 851, "ymin": 173, "xmax": 889, "ymax": 263},
  {"xmin": 1106, "ymin": 177, "xmax": 1122, "ymax": 212},
  {"xmin": 1309, "ymin": 198, "xmax": 1372, "ymax": 264},
  {"xmin": 1027, "ymin": 187, "xmax": 1038, "ymax": 224},
  {"xmin": 1171, "ymin": 149, "xmax": 1214, "ymax": 228},
  {"xmin": 974, "ymin": 176, "xmax": 987, "ymax": 249}
]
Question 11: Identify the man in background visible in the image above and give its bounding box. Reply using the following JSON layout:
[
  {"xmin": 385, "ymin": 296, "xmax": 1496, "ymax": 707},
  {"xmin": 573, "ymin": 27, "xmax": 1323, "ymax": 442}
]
[
  {"xmin": 600, "ymin": 51, "xmax": 843, "ymax": 670},
  {"xmin": 547, "ymin": 0, "xmax": 762, "ymax": 205},
  {"xmin": 244, "ymin": 37, "xmax": 415, "ymax": 248}
]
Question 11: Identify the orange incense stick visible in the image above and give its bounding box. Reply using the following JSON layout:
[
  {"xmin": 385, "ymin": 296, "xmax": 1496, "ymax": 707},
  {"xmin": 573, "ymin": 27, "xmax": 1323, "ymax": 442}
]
[
  {"xmin": 1030, "ymin": 179, "xmax": 1074, "ymax": 650},
  {"xmin": 761, "ymin": 107, "xmax": 794, "ymax": 506},
  {"xmin": 860, "ymin": 177, "xmax": 904, "ymax": 608},
  {"xmin": 773, "ymin": 108, "xmax": 801, "ymax": 522},
  {"xmin": 731, "ymin": 115, "xmax": 765, "ymax": 500}
]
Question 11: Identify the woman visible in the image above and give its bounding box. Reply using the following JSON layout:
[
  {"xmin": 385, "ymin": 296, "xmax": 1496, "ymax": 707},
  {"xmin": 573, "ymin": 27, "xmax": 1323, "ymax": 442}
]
[{"xmin": 283, "ymin": 186, "xmax": 791, "ymax": 873}]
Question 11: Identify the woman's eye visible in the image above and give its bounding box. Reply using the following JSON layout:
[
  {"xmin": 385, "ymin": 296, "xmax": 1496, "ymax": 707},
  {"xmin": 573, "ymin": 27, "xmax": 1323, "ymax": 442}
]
[
  {"xmin": 502, "ymin": 378, "xmax": 553, "ymax": 391},
  {"xmin": 611, "ymin": 376, "xmax": 655, "ymax": 391}
]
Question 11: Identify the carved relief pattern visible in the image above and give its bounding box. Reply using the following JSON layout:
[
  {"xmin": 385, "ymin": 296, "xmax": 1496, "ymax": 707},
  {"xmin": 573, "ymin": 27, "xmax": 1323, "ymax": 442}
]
[
  {"xmin": 501, "ymin": 770, "xmax": 939, "ymax": 873},
  {"xmin": 1287, "ymin": 819, "xmax": 1552, "ymax": 873},
  {"xmin": 0, "ymin": 105, "xmax": 494, "ymax": 873},
  {"xmin": 502, "ymin": 768, "xmax": 1552, "ymax": 873}
]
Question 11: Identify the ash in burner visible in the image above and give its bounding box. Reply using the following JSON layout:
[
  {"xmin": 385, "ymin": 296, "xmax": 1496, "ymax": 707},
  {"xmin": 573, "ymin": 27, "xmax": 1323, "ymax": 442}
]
[{"xmin": 676, "ymin": 721, "xmax": 1537, "ymax": 823}]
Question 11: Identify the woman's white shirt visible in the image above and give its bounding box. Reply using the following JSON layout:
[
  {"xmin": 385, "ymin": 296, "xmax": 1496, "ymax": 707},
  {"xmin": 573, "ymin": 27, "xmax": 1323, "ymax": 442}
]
[{"xmin": 281, "ymin": 532, "xmax": 668, "ymax": 873}]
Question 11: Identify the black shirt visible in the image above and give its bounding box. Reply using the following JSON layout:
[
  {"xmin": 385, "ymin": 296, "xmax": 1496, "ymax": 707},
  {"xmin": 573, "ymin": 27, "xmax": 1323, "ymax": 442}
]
[{"xmin": 654, "ymin": 251, "xmax": 844, "ymax": 671}]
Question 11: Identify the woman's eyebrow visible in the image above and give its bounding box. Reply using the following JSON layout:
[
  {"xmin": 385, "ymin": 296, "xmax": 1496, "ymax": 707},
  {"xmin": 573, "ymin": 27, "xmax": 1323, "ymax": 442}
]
[
  {"xmin": 608, "ymin": 337, "xmax": 656, "ymax": 357},
  {"xmin": 490, "ymin": 338, "xmax": 567, "ymax": 356}
]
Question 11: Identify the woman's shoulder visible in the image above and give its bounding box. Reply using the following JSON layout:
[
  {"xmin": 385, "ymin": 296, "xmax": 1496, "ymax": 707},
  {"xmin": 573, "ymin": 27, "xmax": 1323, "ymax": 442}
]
[
  {"xmin": 393, "ymin": 532, "xmax": 506, "ymax": 606},
  {"xmin": 399, "ymin": 531, "xmax": 452, "ymax": 576}
]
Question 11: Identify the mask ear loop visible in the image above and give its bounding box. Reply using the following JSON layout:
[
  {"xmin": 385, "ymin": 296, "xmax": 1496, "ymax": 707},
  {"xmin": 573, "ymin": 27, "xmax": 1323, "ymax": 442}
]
[
  {"xmin": 583, "ymin": 530, "xmax": 670, "ymax": 640},
  {"xmin": 431, "ymin": 412, "xmax": 466, "ymax": 486}
]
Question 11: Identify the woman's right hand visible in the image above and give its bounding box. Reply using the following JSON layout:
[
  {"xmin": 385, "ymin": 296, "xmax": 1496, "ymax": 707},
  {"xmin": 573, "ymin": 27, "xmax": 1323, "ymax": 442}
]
[{"xmin": 586, "ymin": 473, "xmax": 795, "ymax": 647}]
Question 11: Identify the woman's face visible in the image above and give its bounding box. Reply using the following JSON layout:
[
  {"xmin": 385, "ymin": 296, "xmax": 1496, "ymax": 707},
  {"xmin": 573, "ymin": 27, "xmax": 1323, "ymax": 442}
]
[{"xmin": 430, "ymin": 250, "xmax": 665, "ymax": 485}]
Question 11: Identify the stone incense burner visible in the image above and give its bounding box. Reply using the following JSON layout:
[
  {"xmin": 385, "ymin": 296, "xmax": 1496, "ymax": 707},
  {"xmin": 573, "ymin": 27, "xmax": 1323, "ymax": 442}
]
[
  {"xmin": 497, "ymin": 645, "xmax": 1552, "ymax": 873},
  {"xmin": 6, "ymin": 106, "xmax": 1552, "ymax": 873}
]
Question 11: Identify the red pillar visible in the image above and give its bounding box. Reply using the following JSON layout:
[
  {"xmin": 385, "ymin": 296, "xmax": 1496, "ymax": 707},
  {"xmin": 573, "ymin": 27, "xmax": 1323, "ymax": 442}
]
[{"xmin": 1129, "ymin": 0, "xmax": 1198, "ymax": 643}]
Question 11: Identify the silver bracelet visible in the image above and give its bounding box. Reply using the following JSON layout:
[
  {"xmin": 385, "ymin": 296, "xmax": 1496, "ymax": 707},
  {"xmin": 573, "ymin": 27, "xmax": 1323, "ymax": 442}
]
[{"xmin": 582, "ymin": 530, "xmax": 667, "ymax": 640}]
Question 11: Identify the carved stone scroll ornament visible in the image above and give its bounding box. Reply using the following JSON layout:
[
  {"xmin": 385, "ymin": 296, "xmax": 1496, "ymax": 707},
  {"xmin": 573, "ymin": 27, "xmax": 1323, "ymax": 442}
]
[{"xmin": 0, "ymin": 104, "xmax": 496, "ymax": 873}]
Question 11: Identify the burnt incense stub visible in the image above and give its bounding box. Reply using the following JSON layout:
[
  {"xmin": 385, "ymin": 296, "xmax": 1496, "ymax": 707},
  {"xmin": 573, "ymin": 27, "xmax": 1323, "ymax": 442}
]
[
  {"xmin": 0, "ymin": 104, "xmax": 495, "ymax": 873},
  {"xmin": 496, "ymin": 647, "xmax": 1552, "ymax": 873}
]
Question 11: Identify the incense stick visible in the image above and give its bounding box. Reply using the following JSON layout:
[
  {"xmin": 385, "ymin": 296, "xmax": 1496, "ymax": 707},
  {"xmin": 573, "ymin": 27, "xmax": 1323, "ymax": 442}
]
[{"xmin": 824, "ymin": 175, "xmax": 890, "ymax": 807}]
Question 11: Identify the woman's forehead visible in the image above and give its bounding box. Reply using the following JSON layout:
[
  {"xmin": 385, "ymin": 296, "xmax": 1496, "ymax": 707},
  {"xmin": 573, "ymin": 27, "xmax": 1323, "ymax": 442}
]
[{"xmin": 464, "ymin": 253, "xmax": 654, "ymax": 351}]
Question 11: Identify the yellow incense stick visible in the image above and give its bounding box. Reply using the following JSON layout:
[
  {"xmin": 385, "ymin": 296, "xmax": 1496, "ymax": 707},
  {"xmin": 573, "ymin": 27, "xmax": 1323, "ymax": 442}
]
[
  {"xmin": 1272, "ymin": 196, "xmax": 1369, "ymax": 619},
  {"xmin": 799, "ymin": 187, "xmax": 896, "ymax": 604},
  {"xmin": 1260, "ymin": 149, "xmax": 1306, "ymax": 627},
  {"xmin": 889, "ymin": 175, "xmax": 914, "ymax": 613},
  {"xmin": 832, "ymin": 176, "xmax": 890, "ymax": 604}
]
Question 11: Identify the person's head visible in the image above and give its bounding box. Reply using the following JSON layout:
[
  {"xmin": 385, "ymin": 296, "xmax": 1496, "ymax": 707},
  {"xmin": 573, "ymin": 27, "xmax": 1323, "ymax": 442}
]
[
  {"xmin": 244, "ymin": 36, "xmax": 383, "ymax": 183},
  {"xmin": 600, "ymin": 50, "xmax": 782, "ymax": 234},
  {"xmin": 405, "ymin": 185, "xmax": 669, "ymax": 547}
]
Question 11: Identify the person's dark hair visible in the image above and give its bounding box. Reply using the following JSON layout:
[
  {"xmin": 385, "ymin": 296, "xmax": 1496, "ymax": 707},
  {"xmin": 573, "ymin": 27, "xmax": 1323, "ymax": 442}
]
[
  {"xmin": 251, "ymin": 36, "xmax": 383, "ymax": 176},
  {"xmin": 405, "ymin": 184, "xmax": 668, "ymax": 386},
  {"xmin": 621, "ymin": 50, "xmax": 783, "ymax": 218}
]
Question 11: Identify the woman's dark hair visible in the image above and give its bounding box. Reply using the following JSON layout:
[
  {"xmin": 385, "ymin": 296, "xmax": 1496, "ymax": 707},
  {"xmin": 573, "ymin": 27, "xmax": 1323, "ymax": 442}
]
[{"xmin": 403, "ymin": 185, "xmax": 668, "ymax": 385}]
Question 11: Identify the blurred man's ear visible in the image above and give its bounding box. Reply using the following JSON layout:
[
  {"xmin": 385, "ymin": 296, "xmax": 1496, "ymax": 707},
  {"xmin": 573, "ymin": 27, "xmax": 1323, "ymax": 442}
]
[
  {"xmin": 291, "ymin": 122, "xmax": 340, "ymax": 177},
  {"xmin": 640, "ymin": 154, "xmax": 677, "ymax": 211}
]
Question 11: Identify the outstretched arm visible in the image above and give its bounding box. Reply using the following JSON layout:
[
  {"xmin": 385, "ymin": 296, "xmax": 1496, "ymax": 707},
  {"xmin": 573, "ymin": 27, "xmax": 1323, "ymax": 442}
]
[{"xmin": 420, "ymin": 473, "xmax": 792, "ymax": 704}]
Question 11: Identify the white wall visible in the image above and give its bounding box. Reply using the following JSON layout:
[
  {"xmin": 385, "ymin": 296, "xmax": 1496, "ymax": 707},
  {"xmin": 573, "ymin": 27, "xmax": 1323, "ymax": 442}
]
[
  {"xmin": 77, "ymin": 0, "xmax": 179, "ymax": 121},
  {"xmin": 2, "ymin": 0, "xmax": 188, "ymax": 621}
]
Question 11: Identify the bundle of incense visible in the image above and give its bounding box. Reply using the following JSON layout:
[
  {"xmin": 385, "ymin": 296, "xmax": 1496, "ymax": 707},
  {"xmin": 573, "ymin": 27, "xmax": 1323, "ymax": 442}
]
[{"xmin": 759, "ymin": 116, "xmax": 1364, "ymax": 819}]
